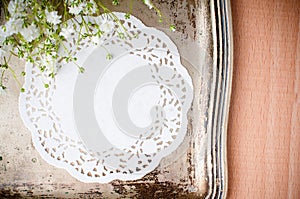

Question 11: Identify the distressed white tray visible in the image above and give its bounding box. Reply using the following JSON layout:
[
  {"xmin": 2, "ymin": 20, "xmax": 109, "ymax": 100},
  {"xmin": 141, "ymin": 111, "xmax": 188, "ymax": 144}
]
[{"xmin": 18, "ymin": 0, "xmax": 233, "ymax": 198}]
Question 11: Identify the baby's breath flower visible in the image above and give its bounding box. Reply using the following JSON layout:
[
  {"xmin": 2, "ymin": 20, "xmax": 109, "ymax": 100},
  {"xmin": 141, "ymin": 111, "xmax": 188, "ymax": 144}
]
[
  {"xmin": 100, "ymin": 18, "xmax": 114, "ymax": 34},
  {"xmin": 45, "ymin": 25, "xmax": 59, "ymax": 35},
  {"xmin": 5, "ymin": 18, "xmax": 23, "ymax": 36},
  {"xmin": 0, "ymin": 0, "xmax": 166, "ymax": 91},
  {"xmin": 20, "ymin": 24, "xmax": 40, "ymax": 42},
  {"xmin": 69, "ymin": 3, "xmax": 84, "ymax": 15},
  {"xmin": 0, "ymin": 26, "xmax": 8, "ymax": 43},
  {"xmin": 8, "ymin": 0, "xmax": 25, "ymax": 17},
  {"xmin": 45, "ymin": 10, "xmax": 62, "ymax": 25},
  {"xmin": 84, "ymin": 1, "xmax": 97, "ymax": 15}
]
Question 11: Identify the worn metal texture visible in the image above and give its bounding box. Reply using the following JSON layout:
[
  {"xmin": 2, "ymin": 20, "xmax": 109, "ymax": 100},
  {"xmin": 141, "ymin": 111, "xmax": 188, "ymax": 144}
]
[{"xmin": 0, "ymin": 0, "xmax": 215, "ymax": 198}]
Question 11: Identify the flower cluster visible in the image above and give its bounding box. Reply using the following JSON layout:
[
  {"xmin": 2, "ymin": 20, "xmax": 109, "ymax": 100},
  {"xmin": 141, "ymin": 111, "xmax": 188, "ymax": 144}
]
[{"xmin": 0, "ymin": 0, "xmax": 175, "ymax": 92}]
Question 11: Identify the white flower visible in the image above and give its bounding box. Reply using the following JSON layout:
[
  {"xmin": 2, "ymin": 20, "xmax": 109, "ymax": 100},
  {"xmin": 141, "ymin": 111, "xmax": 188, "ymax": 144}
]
[
  {"xmin": 143, "ymin": 0, "xmax": 153, "ymax": 9},
  {"xmin": 0, "ymin": 26, "xmax": 9, "ymax": 43},
  {"xmin": 60, "ymin": 25, "xmax": 74, "ymax": 39},
  {"xmin": 8, "ymin": 0, "xmax": 25, "ymax": 17},
  {"xmin": 20, "ymin": 24, "xmax": 40, "ymax": 42},
  {"xmin": 45, "ymin": 10, "xmax": 61, "ymax": 25},
  {"xmin": 68, "ymin": 3, "xmax": 84, "ymax": 15},
  {"xmin": 83, "ymin": 1, "xmax": 97, "ymax": 15},
  {"xmin": 5, "ymin": 18, "xmax": 23, "ymax": 36},
  {"xmin": 45, "ymin": 24, "xmax": 58, "ymax": 35},
  {"xmin": 100, "ymin": 18, "xmax": 114, "ymax": 34},
  {"xmin": 8, "ymin": 0, "xmax": 17, "ymax": 14}
]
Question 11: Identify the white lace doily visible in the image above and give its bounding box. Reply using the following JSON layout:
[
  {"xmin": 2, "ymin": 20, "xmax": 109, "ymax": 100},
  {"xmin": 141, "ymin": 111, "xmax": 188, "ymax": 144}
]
[{"xmin": 19, "ymin": 12, "xmax": 194, "ymax": 183}]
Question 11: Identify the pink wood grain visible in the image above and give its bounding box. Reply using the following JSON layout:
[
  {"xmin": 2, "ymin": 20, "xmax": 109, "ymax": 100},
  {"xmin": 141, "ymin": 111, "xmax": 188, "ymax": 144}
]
[{"xmin": 228, "ymin": 0, "xmax": 300, "ymax": 198}]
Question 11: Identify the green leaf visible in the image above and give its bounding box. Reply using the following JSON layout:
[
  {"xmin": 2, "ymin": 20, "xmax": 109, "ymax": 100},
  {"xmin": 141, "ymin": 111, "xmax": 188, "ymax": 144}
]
[
  {"xmin": 0, "ymin": 85, "xmax": 6, "ymax": 90},
  {"xmin": 118, "ymin": 32, "xmax": 125, "ymax": 39},
  {"xmin": 169, "ymin": 25, "xmax": 176, "ymax": 32},
  {"xmin": 106, "ymin": 53, "xmax": 113, "ymax": 60},
  {"xmin": 112, "ymin": 0, "xmax": 119, "ymax": 5},
  {"xmin": 0, "ymin": 64, "xmax": 8, "ymax": 69},
  {"xmin": 40, "ymin": 66, "xmax": 46, "ymax": 72},
  {"xmin": 79, "ymin": 67, "xmax": 85, "ymax": 73},
  {"xmin": 49, "ymin": 73, "xmax": 55, "ymax": 78},
  {"xmin": 125, "ymin": 13, "xmax": 131, "ymax": 19}
]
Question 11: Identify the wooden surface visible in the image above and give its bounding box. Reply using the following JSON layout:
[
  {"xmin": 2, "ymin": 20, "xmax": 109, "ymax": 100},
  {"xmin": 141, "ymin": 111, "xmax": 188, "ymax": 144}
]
[{"xmin": 228, "ymin": 0, "xmax": 300, "ymax": 198}]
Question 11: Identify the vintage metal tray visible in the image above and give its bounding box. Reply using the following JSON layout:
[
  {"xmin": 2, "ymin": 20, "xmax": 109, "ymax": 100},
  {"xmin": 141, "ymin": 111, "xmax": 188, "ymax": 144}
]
[{"xmin": 1, "ymin": 0, "xmax": 232, "ymax": 198}]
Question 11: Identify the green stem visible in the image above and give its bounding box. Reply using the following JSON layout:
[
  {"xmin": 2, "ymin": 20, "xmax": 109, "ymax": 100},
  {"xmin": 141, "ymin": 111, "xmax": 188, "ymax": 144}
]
[
  {"xmin": 101, "ymin": 45, "xmax": 111, "ymax": 55},
  {"xmin": 129, "ymin": 0, "xmax": 133, "ymax": 13},
  {"xmin": 5, "ymin": 59, "xmax": 22, "ymax": 89},
  {"xmin": 0, "ymin": 69, "xmax": 6, "ymax": 88},
  {"xmin": 80, "ymin": 15, "xmax": 91, "ymax": 33}
]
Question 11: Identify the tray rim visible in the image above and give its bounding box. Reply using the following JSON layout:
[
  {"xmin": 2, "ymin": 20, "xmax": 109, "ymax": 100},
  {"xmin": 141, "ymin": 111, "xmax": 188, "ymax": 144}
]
[{"xmin": 206, "ymin": 0, "xmax": 233, "ymax": 198}]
